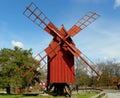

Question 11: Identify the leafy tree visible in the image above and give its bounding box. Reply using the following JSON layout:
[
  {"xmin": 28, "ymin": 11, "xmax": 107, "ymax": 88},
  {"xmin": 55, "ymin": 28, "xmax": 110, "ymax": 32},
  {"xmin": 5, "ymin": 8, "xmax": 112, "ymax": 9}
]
[
  {"xmin": 75, "ymin": 59, "xmax": 120, "ymax": 89},
  {"xmin": 0, "ymin": 47, "xmax": 39, "ymax": 94},
  {"xmin": 75, "ymin": 59, "xmax": 91, "ymax": 87},
  {"xmin": 94, "ymin": 60, "xmax": 120, "ymax": 88}
]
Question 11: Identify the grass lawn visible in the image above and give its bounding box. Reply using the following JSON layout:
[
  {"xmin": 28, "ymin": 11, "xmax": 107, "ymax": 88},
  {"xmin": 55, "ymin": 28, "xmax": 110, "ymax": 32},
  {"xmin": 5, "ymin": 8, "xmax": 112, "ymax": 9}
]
[
  {"xmin": 0, "ymin": 92, "xmax": 97, "ymax": 98},
  {"xmin": 73, "ymin": 92, "xmax": 97, "ymax": 98}
]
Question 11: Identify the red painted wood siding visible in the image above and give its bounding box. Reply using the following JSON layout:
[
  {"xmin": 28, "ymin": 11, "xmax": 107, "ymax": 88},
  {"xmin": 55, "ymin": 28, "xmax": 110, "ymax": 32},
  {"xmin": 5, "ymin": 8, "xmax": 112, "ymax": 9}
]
[{"xmin": 47, "ymin": 48, "xmax": 75, "ymax": 83}]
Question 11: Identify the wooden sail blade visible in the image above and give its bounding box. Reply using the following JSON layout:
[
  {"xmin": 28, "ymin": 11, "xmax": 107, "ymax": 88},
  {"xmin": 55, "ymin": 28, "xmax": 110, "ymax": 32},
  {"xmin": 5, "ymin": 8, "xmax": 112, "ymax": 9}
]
[
  {"xmin": 23, "ymin": 2, "xmax": 59, "ymax": 37},
  {"xmin": 22, "ymin": 50, "xmax": 47, "ymax": 77},
  {"xmin": 45, "ymin": 37, "xmax": 82, "ymax": 58},
  {"xmin": 45, "ymin": 40, "xmax": 61, "ymax": 58},
  {"xmin": 19, "ymin": 53, "xmax": 41, "ymax": 71},
  {"xmin": 77, "ymin": 53, "xmax": 102, "ymax": 78},
  {"xmin": 75, "ymin": 58, "xmax": 94, "ymax": 76},
  {"xmin": 67, "ymin": 44, "xmax": 82, "ymax": 57},
  {"xmin": 68, "ymin": 11, "xmax": 100, "ymax": 37},
  {"xmin": 23, "ymin": 2, "xmax": 89, "ymax": 58}
]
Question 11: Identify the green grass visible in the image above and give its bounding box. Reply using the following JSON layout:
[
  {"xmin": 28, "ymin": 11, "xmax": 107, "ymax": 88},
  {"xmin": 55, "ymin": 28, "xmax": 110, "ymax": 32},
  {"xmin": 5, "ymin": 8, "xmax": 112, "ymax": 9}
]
[
  {"xmin": 0, "ymin": 92, "xmax": 96, "ymax": 98},
  {"xmin": 74, "ymin": 92, "xmax": 97, "ymax": 98}
]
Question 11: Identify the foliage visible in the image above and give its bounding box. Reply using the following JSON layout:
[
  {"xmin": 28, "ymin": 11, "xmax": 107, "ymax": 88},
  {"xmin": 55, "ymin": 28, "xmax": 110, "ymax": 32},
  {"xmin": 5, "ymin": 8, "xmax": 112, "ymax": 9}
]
[
  {"xmin": 75, "ymin": 59, "xmax": 93, "ymax": 87},
  {"xmin": 96, "ymin": 60, "xmax": 120, "ymax": 87},
  {"xmin": 75, "ymin": 59, "xmax": 120, "ymax": 88},
  {"xmin": 0, "ymin": 47, "xmax": 39, "ymax": 93}
]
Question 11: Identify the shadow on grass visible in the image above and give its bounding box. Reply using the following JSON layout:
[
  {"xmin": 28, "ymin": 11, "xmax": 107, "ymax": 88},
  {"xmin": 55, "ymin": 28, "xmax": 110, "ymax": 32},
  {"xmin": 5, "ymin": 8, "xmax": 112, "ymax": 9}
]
[
  {"xmin": 0, "ymin": 93, "xmax": 39, "ymax": 97},
  {"xmin": 23, "ymin": 93, "xmax": 39, "ymax": 96}
]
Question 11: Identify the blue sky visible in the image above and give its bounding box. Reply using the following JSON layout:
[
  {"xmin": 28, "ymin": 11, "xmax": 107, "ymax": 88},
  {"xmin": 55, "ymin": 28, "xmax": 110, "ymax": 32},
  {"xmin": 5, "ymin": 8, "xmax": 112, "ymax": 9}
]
[{"xmin": 0, "ymin": 0, "xmax": 120, "ymax": 62}]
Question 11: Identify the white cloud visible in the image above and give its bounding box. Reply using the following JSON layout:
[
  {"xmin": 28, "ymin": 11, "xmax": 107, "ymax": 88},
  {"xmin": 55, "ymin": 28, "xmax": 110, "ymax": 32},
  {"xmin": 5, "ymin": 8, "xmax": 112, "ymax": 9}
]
[
  {"xmin": 114, "ymin": 0, "xmax": 120, "ymax": 9},
  {"xmin": 11, "ymin": 40, "xmax": 24, "ymax": 48}
]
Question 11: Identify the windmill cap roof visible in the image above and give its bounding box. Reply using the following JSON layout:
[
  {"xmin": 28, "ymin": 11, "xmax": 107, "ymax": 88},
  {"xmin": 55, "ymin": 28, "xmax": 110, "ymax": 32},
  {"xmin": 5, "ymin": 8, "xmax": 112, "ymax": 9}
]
[{"xmin": 59, "ymin": 24, "xmax": 67, "ymax": 32}]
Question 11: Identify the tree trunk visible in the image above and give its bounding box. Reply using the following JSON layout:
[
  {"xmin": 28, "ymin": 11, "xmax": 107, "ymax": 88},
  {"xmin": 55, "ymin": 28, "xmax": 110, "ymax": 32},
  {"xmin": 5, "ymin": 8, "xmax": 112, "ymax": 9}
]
[{"xmin": 6, "ymin": 85, "xmax": 11, "ymax": 94}]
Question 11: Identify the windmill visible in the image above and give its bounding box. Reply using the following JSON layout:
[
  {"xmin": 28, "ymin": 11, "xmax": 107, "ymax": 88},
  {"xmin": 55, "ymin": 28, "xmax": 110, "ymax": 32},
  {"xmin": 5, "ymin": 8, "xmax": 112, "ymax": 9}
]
[{"xmin": 22, "ymin": 2, "xmax": 101, "ymax": 96}]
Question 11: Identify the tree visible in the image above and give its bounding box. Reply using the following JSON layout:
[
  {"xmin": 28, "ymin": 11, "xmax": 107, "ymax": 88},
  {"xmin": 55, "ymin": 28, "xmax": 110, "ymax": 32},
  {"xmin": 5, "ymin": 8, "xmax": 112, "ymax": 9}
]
[
  {"xmin": 75, "ymin": 59, "xmax": 91, "ymax": 87},
  {"xmin": 0, "ymin": 47, "xmax": 38, "ymax": 94},
  {"xmin": 94, "ymin": 60, "xmax": 120, "ymax": 88},
  {"xmin": 75, "ymin": 58, "xmax": 120, "ymax": 89}
]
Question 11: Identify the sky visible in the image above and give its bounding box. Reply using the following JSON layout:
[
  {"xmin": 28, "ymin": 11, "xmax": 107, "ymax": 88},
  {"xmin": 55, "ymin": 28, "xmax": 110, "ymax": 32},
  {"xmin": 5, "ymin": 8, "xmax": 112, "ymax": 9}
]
[{"xmin": 0, "ymin": 0, "xmax": 120, "ymax": 63}]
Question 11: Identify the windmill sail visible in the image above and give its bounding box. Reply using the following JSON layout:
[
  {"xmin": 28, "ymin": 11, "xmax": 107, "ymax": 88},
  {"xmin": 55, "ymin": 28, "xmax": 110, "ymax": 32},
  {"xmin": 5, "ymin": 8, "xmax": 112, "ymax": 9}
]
[
  {"xmin": 68, "ymin": 11, "xmax": 100, "ymax": 36},
  {"xmin": 22, "ymin": 2, "xmax": 101, "ymax": 82}
]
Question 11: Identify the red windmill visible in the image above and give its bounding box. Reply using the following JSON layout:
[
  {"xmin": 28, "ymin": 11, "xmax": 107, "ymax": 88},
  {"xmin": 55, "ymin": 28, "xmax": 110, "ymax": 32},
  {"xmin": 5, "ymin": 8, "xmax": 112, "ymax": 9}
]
[{"xmin": 22, "ymin": 2, "xmax": 101, "ymax": 96}]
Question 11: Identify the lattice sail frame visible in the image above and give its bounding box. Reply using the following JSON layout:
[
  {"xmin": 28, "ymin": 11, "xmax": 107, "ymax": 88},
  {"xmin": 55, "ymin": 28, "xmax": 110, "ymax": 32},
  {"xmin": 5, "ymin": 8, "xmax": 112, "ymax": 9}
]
[
  {"xmin": 68, "ymin": 11, "xmax": 100, "ymax": 36},
  {"xmin": 23, "ymin": 2, "xmax": 50, "ymax": 29}
]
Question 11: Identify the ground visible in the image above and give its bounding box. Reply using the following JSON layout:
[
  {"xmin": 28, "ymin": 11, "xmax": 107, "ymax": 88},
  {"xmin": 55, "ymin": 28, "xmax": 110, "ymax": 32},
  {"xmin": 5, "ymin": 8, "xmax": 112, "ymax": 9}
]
[
  {"xmin": 0, "ymin": 92, "xmax": 96, "ymax": 98},
  {"xmin": 104, "ymin": 89, "xmax": 120, "ymax": 98}
]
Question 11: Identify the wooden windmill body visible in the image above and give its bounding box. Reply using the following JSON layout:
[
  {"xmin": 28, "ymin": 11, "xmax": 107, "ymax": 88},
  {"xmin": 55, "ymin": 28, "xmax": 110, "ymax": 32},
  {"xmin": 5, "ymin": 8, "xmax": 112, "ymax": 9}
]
[
  {"xmin": 22, "ymin": 2, "xmax": 101, "ymax": 96},
  {"xmin": 47, "ymin": 25, "xmax": 75, "ymax": 84}
]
